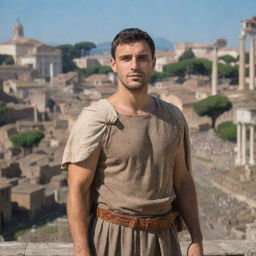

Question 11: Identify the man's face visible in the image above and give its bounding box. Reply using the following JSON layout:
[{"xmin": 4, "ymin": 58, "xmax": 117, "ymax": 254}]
[{"xmin": 110, "ymin": 40, "xmax": 155, "ymax": 91}]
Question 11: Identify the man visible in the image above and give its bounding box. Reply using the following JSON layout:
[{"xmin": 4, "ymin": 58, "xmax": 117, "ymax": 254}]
[{"xmin": 62, "ymin": 28, "xmax": 203, "ymax": 256}]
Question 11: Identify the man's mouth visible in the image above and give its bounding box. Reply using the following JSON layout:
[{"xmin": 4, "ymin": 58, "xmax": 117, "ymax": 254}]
[{"xmin": 128, "ymin": 73, "xmax": 143, "ymax": 78}]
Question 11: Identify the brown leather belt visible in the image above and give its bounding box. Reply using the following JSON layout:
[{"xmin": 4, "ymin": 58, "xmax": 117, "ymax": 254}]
[{"xmin": 97, "ymin": 207, "xmax": 179, "ymax": 231}]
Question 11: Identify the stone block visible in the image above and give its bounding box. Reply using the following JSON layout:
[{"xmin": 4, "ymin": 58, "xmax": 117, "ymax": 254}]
[
  {"xmin": 0, "ymin": 242, "xmax": 26, "ymax": 256},
  {"xmin": 25, "ymin": 242, "xmax": 74, "ymax": 256}
]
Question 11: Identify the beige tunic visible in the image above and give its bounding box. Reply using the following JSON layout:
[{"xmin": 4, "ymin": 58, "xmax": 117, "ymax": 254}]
[{"xmin": 62, "ymin": 96, "xmax": 191, "ymax": 256}]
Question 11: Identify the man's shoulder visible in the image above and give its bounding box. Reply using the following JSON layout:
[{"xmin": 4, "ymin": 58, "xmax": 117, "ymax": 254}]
[
  {"xmin": 79, "ymin": 99, "xmax": 118, "ymax": 124},
  {"xmin": 155, "ymin": 96, "xmax": 184, "ymax": 118}
]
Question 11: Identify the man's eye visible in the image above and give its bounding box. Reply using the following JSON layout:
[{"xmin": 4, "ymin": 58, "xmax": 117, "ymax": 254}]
[
  {"xmin": 138, "ymin": 56, "xmax": 149, "ymax": 61},
  {"xmin": 120, "ymin": 56, "xmax": 131, "ymax": 61}
]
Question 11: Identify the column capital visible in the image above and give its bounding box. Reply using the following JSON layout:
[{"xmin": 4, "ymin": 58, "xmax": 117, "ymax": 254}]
[{"xmin": 240, "ymin": 30, "xmax": 246, "ymax": 39}]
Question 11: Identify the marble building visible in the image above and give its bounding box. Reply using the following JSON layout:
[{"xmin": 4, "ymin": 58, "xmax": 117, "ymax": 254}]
[{"xmin": 0, "ymin": 21, "xmax": 62, "ymax": 79}]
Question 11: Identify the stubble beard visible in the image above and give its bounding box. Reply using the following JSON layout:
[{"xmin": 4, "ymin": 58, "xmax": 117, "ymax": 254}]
[{"xmin": 118, "ymin": 73, "xmax": 148, "ymax": 92}]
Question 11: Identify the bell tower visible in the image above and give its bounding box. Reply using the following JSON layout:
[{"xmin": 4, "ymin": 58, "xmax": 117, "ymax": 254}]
[{"xmin": 13, "ymin": 19, "xmax": 24, "ymax": 40}]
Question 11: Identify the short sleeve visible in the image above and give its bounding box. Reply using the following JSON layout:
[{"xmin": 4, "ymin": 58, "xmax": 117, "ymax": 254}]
[{"xmin": 61, "ymin": 100, "xmax": 118, "ymax": 170}]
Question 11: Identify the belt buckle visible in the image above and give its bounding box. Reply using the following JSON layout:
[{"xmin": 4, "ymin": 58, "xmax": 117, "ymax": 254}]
[
  {"xmin": 145, "ymin": 217, "xmax": 154, "ymax": 231},
  {"xmin": 128, "ymin": 217, "xmax": 139, "ymax": 229}
]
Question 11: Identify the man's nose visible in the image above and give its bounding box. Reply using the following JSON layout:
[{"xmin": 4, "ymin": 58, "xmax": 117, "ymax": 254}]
[{"xmin": 130, "ymin": 57, "xmax": 139, "ymax": 70}]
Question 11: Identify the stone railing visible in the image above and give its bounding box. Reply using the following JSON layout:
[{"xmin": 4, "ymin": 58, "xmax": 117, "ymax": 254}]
[{"xmin": 1, "ymin": 240, "xmax": 256, "ymax": 255}]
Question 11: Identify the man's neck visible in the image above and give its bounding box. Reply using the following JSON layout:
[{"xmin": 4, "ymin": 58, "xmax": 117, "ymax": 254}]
[{"xmin": 108, "ymin": 86, "xmax": 155, "ymax": 115}]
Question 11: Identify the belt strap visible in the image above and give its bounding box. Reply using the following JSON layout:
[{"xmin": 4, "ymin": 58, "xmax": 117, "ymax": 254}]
[{"xmin": 97, "ymin": 207, "xmax": 179, "ymax": 231}]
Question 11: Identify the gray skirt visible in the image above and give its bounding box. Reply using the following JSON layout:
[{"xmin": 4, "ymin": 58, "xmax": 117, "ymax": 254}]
[{"xmin": 89, "ymin": 216, "xmax": 181, "ymax": 256}]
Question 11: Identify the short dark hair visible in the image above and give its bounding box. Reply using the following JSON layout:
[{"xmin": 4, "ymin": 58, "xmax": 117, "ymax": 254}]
[{"xmin": 111, "ymin": 28, "xmax": 155, "ymax": 59}]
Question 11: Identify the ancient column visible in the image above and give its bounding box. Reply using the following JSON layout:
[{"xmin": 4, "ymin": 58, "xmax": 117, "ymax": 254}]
[
  {"xmin": 236, "ymin": 122, "xmax": 242, "ymax": 165},
  {"xmin": 242, "ymin": 123, "xmax": 247, "ymax": 165},
  {"xmin": 239, "ymin": 31, "xmax": 246, "ymax": 90},
  {"xmin": 33, "ymin": 107, "xmax": 38, "ymax": 123},
  {"xmin": 249, "ymin": 33, "xmax": 255, "ymax": 90},
  {"xmin": 42, "ymin": 113, "xmax": 45, "ymax": 122},
  {"xmin": 50, "ymin": 63, "xmax": 54, "ymax": 86},
  {"xmin": 211, "ymin": 46, "xmax": 218, "ymax": 95},
  {"xmin": 249, "ymin": 125, "xmax": 255, "ymax": 165}
]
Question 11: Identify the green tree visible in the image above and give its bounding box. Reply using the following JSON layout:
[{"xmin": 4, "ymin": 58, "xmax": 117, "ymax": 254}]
[
  {"xmin": 150, "ymin": 71, "xmax": 167, "ymax": 83},
  {"xmin": 74, "ymin": 42, "xmax": 96, "ymax": 57},
  {"xmin": 57, "ymin": 44, "xmax": 77, "ymax": 57},
  {"xmin": 56, "ymin": 44, "xmax": 77, "ymax": 72},
  {"xmin": 98, "ymin": 65, "xmax": 112, "ymax": 74},
  {"xmin": 0, "ymin": 55, "xmax": 14, "ymax": 65},
  {"xmin": 218, "ymin": 63, "xmax": 238, "ymax": 84},
  {"xmin": 163, "ymin": 58, "xmax": 211, "ymax": 79},
  {"xmin": 81, "ymin": 65, "xmax": 112, "ymax": 76},
  {"xmin": 0, "ymin": 101, "xmax": 7, "ymax": 114},
  {"xmin": 178, "ymin": 49, "xmax": 195, "ymax": 62},
  {"xmin": 10, "ymin": 130, "xmax": 44, "ymax": 149},
  {"xmin": 219, "ymin": 55, "xmax": 238, "ymax": 64},
  {"xmin": 217, "ymin": 121, "xmax": 237, "ymax": 142},
  {"xmin": 193, "ymin": 95, "xmax": 232, "ymax": 129},
  {"xmin": 163, "ymin": 62, "xmax": 186, "ymax": 78},
  {"xmin": 57, "ymin": 42, "xmax": 97, "ymax": 72}
]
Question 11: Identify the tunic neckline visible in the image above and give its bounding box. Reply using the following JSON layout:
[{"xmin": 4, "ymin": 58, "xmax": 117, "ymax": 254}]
[{"xmin": 102, "ymin": 96, "xmax": 158, "ymax": 118}]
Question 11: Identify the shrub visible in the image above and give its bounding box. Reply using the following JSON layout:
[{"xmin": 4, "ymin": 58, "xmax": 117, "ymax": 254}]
[
  {"xmin": 217, "ymin": 121, "xmax": 237, "ymax": 142},
  {"xmin": 10, "ymin": 130, "xmax": 44, "ymax": 148},
  {"xmin": 0, "ymin": 101, "xmax": 7, "ymax": 114}
]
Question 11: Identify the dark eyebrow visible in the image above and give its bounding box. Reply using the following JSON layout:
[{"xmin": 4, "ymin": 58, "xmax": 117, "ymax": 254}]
[
  {"xmin": 119, "ymin": 54, "xmax": 132, "ymax": 60},
  {"xmin": 138, "ymin": 54, "xmax": 150, "ymax": 58},
  {"xmin": 119, "ymin": 54, "xmax": 131, "ymax": 57}
]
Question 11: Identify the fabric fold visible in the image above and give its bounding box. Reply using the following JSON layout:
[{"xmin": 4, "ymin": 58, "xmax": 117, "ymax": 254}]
[{"xmin": 61, "ymin": 99, "xmax": 118, "ymax": 170}]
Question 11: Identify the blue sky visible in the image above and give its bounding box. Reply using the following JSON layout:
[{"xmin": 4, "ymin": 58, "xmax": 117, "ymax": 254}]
[{"xmin": 0, "ymin": 0, "xmax": 255, "ymax": 48}]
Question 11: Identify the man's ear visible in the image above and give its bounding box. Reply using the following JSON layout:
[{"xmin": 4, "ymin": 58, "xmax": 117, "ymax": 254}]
[
  {"xmin": 152, "ymin": 57, "xmax": 156, "ymax": 71},
  {"xmin": 110, "ymin": 57, "xmax": 117, "ymax": 72}
]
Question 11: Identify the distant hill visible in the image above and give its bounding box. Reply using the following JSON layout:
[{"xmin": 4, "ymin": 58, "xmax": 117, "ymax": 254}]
[
  {"xmin": 154, "ymin": 37, "xmax": 174, "ymax": 50},
  {"xmin": 91, "ymin": 41, "xmax": 111, "ymax": 55},
  {"xmin": 90, "ymin": 37, "xmax": 174, "ymax": 55}
]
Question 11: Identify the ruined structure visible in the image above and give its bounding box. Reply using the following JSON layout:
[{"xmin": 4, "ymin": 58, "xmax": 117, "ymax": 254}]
[
  {"xmin": 235, "ymin": 16, "xmax": 256, "ymax": 166},
  {"xmin": 11, "ymin": 184, "xmax": 55, "ymax": 219},
  {"xmin": 0, "ymin": 183, "xmax": 12, "ymax": 233},
  {"xmin": 239, "ymin": 17, "xmax": 256, "ymax": 91},
  {"xmin": 236, "ymin": 107, "xmax": 256, "ymax": 166}
]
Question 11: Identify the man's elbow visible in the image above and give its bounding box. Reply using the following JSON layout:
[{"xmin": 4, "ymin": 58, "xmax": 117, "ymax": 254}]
[{"xmin": 173, "ymin": 170, "xmax": 194, "ymax": 193}]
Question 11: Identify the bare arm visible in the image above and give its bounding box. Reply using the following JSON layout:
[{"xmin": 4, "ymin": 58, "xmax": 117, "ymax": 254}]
[
  {"xmin": 67, "ymin": 148, "xmax": 100, "ymax": 256},
  {"xmin": 173, "ymin": 141, "xmax": 203, "ymax": 256}
]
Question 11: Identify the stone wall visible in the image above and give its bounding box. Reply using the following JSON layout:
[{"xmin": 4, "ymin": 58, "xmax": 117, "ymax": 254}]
[{"xmin": 0, "ymin": 241, "xmax": 256, "ymax": 255}]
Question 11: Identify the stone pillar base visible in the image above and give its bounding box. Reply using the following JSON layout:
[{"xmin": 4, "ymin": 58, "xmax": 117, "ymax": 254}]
[
  {"xmin": 235, "ymin": 158, "xmax": 242, "ymax": 166},
  {"xmin": 249, "ymin": 160, "xmax": 255, "ymax": 166}
]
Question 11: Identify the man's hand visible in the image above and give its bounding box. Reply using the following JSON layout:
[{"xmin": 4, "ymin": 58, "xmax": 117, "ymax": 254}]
[{"xmin": 187, "ymin": 242, "xmax": 204, "ymax": 256}]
